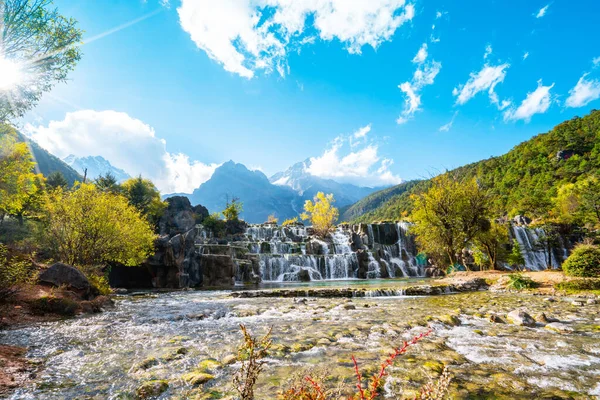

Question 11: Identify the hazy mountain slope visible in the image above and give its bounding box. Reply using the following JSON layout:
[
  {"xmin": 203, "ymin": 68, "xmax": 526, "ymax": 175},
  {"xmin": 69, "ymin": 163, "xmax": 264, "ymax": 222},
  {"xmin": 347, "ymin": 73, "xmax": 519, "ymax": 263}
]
[
  {"xmin": 14, "ymin": 131, "xmax": 83, "ymax": 186},
  {"xmin": 340, "ymin": 180, "xmax": 420, "ymax": 222},
  {"xmin": 350, "ymin": 110, "xmax": 600, "ymax": 222}
]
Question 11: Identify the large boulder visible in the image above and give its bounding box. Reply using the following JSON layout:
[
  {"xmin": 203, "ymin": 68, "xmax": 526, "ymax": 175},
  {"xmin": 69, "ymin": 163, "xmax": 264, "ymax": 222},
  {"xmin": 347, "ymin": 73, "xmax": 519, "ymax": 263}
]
[
  {"xmin": 200, "ymin": 255, "xmax": 236, "ymax": 287},
  {"xmin": 158, "ymin": 196, "xmax": 196, "ymax": 236},
  {"xmin": 38, "ymin": 263, "xmax": 91, "ymax": 293}
]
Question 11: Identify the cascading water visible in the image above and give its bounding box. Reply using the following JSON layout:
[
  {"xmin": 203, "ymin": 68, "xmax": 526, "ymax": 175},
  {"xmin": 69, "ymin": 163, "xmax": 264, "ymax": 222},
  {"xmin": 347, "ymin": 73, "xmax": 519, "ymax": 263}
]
[
  {"xmin": 196, "ymin": 222, "xmax": 424, "ymax": 283},
  {"xmin": 510, "ymin": 225, "xmax": 566, "ymax": 270}
]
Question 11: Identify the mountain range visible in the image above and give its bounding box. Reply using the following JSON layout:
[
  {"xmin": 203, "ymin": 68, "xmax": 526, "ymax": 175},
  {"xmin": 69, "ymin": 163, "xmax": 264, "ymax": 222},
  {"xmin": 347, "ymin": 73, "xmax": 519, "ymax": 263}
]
[
  {"xmin": 172, "ymin": 160, "xmax": 380, "ymax": 223},
  {"xmin": 63, "ymin": 155, "xmax": 130, "ymax": 182}
]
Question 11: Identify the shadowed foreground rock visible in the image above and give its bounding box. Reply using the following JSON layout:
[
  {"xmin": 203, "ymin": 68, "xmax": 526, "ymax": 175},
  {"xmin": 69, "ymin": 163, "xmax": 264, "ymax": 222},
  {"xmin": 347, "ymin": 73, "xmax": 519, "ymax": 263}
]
[{"xmin": 38, "ymin": 263, "xmax": 91, "ymax": 294}]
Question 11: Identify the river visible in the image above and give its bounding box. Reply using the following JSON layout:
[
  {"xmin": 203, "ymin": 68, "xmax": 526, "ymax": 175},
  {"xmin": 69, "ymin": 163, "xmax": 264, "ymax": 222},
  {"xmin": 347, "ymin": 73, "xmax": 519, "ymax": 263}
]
[{"xmin": 1, "ymin": 286, "xmax": 599, "ymax": 399}]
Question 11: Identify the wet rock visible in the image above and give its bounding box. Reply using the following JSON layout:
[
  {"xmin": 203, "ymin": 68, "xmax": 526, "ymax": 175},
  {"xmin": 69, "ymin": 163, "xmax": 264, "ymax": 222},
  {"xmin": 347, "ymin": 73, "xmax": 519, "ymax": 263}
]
[
  {"xmin": 507, "ymin": 310, "xmax": 536, "ymax": 327},
  {"xmin": 437, "ymin": 314, "xmax": 461, "ymax": 326},
  {"xmin": 181, "ymin": 372, "xmax": 214, "ymax": 386},
  {"xmin": 533, "ymin": 313, "xmax": 549, "ymax": 323},
  {"xmin": 587, "ymin": 299, "xmax": 597, "ymax": 305},
  {"xmin": 221, "ymin": 355, "xmax": 236, "ymax": 365},
  {"xmin": 135, "ymin": 380, "xmax": 168, "ymax": 399},
  {"xmin": 545, "ymin": 322, "xmax": 574, "ymax": 334},
  {"xmin": 133, "ymin": 357, "xmax": 159, "ymax": 371},
  {"xmin": 488, "ymin": 314, "xmax": 505, "ymax": 324},
  {"xmin": 543, "ymin": 297, "xmax": 556, "ymax": 302},
  {"xmin": 571, "ymin": 300, "xmax": 585, "ymax": 306},
  {"xmin": 197, "ymin": 359, "xmax": 221, "ymax": 373},
  {"xmin": 112, "ymin": 288, "xmax": 128, "ymax": 294},
  {"xmin": 343, "ymin": 304, "xmax": 356, "ymax": 310}
]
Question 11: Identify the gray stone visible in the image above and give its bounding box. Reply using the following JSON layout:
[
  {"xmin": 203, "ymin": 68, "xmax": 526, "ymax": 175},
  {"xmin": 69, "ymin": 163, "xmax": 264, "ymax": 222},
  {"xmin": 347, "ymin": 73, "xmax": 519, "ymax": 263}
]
[
  {"xmin": 506, "ymin": 310, "xmax": 536, "ymax": 327},
  {"xmin": 38, "ymin": 263, "xmax": 91, "ymax": 293}
]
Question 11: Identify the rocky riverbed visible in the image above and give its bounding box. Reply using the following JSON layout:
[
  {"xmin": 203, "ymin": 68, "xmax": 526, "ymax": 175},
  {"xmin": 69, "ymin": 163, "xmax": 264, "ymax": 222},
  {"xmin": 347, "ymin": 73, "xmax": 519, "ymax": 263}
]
[{"xmin": 1, "ymin": 284, "xmax": 599, "ymax": 399}]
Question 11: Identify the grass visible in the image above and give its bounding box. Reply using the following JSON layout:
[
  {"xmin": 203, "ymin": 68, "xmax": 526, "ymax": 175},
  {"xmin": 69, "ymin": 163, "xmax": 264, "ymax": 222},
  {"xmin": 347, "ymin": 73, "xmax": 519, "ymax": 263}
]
[{"xmin": 506, "ymin": 273, "xmax": 538, "ymax": 291}]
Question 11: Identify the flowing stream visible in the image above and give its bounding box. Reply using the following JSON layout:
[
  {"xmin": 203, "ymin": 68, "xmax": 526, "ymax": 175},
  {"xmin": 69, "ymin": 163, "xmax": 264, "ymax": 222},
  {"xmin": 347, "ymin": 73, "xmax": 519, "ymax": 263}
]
[{"xmin": 2, "ymin": 288, "xmax": 599, "ymax": 399}]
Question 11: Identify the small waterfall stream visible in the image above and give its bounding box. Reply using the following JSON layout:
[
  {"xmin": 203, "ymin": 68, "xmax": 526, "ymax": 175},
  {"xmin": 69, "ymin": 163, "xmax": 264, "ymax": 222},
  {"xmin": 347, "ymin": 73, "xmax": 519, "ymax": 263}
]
[{"xmin": 509, "ymin": 225, "xmax": 568, "ymax": 270}]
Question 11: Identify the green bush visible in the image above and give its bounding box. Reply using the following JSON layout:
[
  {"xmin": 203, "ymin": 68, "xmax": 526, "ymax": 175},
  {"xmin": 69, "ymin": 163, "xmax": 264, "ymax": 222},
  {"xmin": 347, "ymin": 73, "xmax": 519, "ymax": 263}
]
[
  {"xmin": 0, "ymin": 243, "xmax": 33, "ymax": 302},
  {"xmin": 29, "ymin": 296, "xmax": 79, "ymax": 316},
  {"xmin": 555, "ymin": 279, "xmax": 600, "ymax": 292},
  {"xmin": 506, "ymin": 273, "xmax": 537, "ymax": 290},
  {"xmin": 203, "ymin": 213, "xmax": 226, "ymax": 238},
  {"xmin": 562, "ymin": 244, "xmax": 600, "ymax": 277},
  {"xmin": 86, "ymin": 273, "xmax": 111, "ymax": 296}
]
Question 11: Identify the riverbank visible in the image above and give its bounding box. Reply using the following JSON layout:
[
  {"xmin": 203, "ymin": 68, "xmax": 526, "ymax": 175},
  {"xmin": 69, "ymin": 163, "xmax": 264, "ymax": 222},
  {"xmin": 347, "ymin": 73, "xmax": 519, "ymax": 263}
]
[{"xmin": 0, "ymin": 284, "xmax": 113, "ymax": 330}]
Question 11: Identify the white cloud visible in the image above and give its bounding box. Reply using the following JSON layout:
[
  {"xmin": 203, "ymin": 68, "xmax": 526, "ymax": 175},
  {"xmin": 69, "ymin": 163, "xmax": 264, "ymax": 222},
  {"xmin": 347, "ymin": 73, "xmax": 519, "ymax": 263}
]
[
  {"xmin": 523, "ymin": 51, "xmax": 529, "ymax": 60},
  {"xmin": 306, "ymin": 128, "xmax": 401, "ymax": 186},
  {"xmin": 565, "ymin": 73, "xmax": 600, "ymax": 108},
  {"xmin": 24, "ymin": 110, "xmax": 218, "ymax": 194},
  {"xmin": 504, "ymin": 80, "xmax": 554, "ymax": 122},
  {"xmin": 397, "ymin": 43, "xmax": 441, "ymax": 124},
  {"xmin": 353, "ymin": 124, "xmax": 371, "ymax": 139},
  {"xmin": 593, "ymin": 57, "xmax": 600, "ymax": 68},
  {"xmin": 177, "ymin": 0, "xmax": 415, "ymax": 78},
  {"xmin": 412, "ymin": 43, "xmax": 428, "ymax": 64},
  {"xmin": 483, "ymin": 44, "xmax": 492, "ymax": 60},
  {"xmin": 439, "ymin": 111, "xmax": 458, "ymax": 132},
  {"xmin": 535, "ymin": 4, "xmax": 550, "ymax": 18},
  {"xmin": 453, "ymin": 62, "xmax": 510, "ymax": 107}
]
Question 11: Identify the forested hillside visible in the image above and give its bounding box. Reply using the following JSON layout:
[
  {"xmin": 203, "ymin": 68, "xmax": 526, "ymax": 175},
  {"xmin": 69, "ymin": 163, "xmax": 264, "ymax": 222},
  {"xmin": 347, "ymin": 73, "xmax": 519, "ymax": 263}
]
[
  {"xmin": 352, "ymin": 109, "xmax": 600, "ymax": 222},
  {"xmin": 9, "ymin": 128, "xmax": 83, "ymax": 186}
]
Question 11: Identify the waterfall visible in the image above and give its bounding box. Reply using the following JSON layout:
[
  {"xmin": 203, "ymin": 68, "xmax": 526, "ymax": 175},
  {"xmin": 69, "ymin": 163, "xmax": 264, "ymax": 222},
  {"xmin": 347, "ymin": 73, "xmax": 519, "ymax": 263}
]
[{"xmin": 510, "ymin": 225, "xmax": 565, "ymax": 270}]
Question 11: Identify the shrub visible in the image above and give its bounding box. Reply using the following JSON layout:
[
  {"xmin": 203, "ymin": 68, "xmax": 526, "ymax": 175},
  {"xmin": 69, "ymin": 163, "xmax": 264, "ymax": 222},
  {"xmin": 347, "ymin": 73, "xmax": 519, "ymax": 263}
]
[
  {"xmin": 0, "ymin": 243, "xmax": 33, "ymax": 302},
  {"xmin": 562, "ymin": 244, "xmax": 600, "ymax": 277},
  {"xmin": 29, "ymin": 296, "xmax": 79, "ymax": 316},
  {"xmin": 86, "ymin": 272, "xmax": 111, "ymax": 296},
  {"xmin": 203, "ymin": 213, "xmax": 227, "ymax": 238},
  {"xmin": 506, "ymin": 273, "xmax": 537, "ymax": 290},
  {"xmin": 282, "ymin": 217, "xmax": 299, "ymax": 227},
  {"xmin": 555, "ymin": 279, "xmax": 600, "ymax": 292}
]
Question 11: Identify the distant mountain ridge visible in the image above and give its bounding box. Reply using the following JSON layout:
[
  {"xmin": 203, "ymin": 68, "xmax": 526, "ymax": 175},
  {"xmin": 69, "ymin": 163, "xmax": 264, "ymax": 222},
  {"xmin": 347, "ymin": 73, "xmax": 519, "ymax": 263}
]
[
  {"xmin": 269, "ymin": 159, "xmax": 379, "ymax": 210},
  {"xmin": 180, "ymin": 161, "xmax": 298, "ymax": 223},
  {"xmin": 166, "ymin": 159, "xmax": 387, "ymax": 224},
  {"xmin": 63, "ymin": 155, "xmax": 130, "ymax": 182}
]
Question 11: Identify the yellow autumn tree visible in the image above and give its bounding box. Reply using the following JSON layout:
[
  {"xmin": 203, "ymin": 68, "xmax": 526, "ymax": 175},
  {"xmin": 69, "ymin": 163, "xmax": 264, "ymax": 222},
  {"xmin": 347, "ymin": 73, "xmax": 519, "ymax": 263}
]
[
  {"xmin": 0, "ymin": 126, "xmax": 40, "ymax": 220},
  {"xmin": 301, "ymin": 192, "xmax": 338, "ymax": 237},
  {"xmin": 40, "ymin": 182, "xmax": 156, "ymax": 270}
]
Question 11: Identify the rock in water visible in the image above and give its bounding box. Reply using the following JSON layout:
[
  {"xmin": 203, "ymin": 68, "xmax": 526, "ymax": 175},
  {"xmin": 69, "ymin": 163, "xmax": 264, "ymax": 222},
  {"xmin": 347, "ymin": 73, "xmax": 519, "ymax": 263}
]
[
  {"xmin": 544, "ymin": 322, "xmax": 574, "ymax": 334},
  {"xmin": 38, "ymin": 263, "xmax": 91, "ymax": 293},
  {"xmin": 506, "ymin": 310, "xmax": 536, "ymax": 327}
]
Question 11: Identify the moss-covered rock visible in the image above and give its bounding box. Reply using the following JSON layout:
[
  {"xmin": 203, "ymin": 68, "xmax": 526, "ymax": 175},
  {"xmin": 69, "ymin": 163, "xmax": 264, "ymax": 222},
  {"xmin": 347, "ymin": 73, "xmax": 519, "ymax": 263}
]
[
  {"xmin": 181, "ymin": 371, "xmax": 215, "ymax": 386},
  {"xmin": 135, "ymin": 380, "xmax": 168, "ymax": 399},
  {"xmin": 197, "ymin": 359, "xmax": 221, "ymax": 373}
]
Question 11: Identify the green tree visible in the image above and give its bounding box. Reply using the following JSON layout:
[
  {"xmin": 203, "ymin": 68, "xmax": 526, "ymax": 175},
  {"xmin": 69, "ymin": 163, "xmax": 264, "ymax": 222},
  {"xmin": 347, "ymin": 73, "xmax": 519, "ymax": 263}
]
[
  {"xmin": 0, "ymin": 127, "xmax": 38, "ymax": 220},
  {"xmin": 410, "ymin": 175, "xmax": 490, "ymax": 267},
  {"xmin": 473, "ymin": 220, "xmax": 509, "ymax": 270},
  {"xmin": 301, "ymin": 192, "xmax": 338, "ymax": 237},
  {"xmin": 46, "ymin": 171, "xmax": 68, "ymax": 190},
  {"xmin": 507, "ymin": 240, "xmax": 525, "ymax": 270},
  {"xmin": 223, "ymin": 197, "xmax": 243, "ymax": 221},
  {"xmin": 95, "ymin": 172, "xmax": 120, "ymax": 193},
  {"xmin": 121, "ymin": 176, "xmax": 166, "ymax": 226},
  {"xmin": 1, "ymin": 0, "xmax": 83, "ymax": 121},
  {"xmin": 40, "ymin": 182, "xmax": 156, "ymax": 269}
]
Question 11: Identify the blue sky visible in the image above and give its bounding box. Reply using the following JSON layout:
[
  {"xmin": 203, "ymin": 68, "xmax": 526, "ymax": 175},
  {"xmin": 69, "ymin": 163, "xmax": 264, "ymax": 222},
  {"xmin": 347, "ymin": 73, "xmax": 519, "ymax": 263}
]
[{"xmin": 21, "ymin": 0, "xmax": 600, "ymax": 193}]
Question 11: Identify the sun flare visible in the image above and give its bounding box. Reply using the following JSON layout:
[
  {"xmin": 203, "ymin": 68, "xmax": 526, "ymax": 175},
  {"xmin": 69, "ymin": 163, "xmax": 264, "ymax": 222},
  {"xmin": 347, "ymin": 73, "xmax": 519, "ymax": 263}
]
[{"xmin": 0, "ymin": 56, "xmax": 23, "ymax": 90}]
